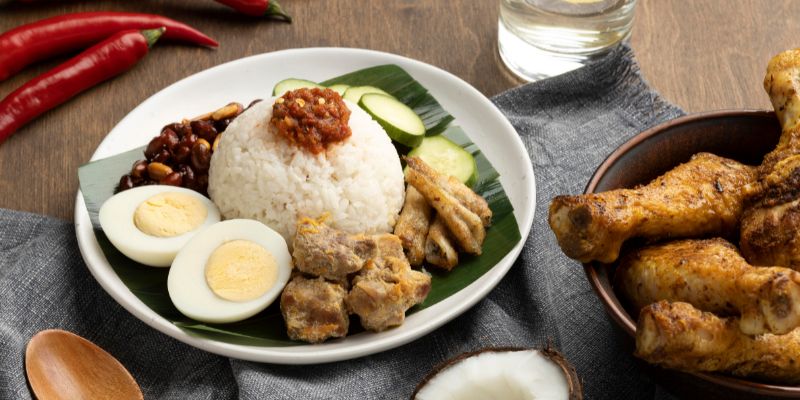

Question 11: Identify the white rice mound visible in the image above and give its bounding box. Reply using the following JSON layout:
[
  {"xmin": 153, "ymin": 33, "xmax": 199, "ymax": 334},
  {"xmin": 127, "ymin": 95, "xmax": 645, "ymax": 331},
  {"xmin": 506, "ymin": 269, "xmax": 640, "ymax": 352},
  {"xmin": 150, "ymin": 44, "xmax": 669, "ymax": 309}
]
[{"xmin": 208, "ymin": 98, "xmax": 405, "ymax": 245}]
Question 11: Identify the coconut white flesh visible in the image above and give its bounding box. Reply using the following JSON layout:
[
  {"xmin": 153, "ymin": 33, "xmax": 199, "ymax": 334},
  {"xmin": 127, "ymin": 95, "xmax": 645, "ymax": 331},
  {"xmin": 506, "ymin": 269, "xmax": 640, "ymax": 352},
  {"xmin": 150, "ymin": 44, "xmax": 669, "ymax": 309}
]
[{"xmin": 415, "ymin": 350, "xmax": 569, "ymax": 400}]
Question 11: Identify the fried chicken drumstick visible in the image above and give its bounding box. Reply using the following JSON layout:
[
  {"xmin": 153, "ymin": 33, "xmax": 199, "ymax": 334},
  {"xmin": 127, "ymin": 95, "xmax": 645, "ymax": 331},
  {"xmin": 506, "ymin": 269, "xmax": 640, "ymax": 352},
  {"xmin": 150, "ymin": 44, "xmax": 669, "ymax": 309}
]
[
  {"xmin": 636, "ymin": 301, "xmax": 800, "ymax": 384},
  {"xmin": 741, "ymin": 49, "xmax": 800, "ymax": 268},
  {"xmin": 616, "ymin": 238, "xmax": 800, "ymax": 335},
  {"xmin": 549, "ymin": 152, "xmax": 757, "ymax": 263}
]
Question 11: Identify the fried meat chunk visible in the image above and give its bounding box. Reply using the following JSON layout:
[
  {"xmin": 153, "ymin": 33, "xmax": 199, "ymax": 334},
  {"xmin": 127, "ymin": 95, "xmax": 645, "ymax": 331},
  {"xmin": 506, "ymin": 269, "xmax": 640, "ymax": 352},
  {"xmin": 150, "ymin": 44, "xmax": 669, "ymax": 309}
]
[
  {"xmin": 292, "ymin": 216, "xmax": 377, "ymax": 282},
  {"xmin": 346, "ymin": 256, "xmax": 431, "ymax": 332},
  {"xmin": 280, "ymin": 275, "xmax": 349, "ymax": 343}
]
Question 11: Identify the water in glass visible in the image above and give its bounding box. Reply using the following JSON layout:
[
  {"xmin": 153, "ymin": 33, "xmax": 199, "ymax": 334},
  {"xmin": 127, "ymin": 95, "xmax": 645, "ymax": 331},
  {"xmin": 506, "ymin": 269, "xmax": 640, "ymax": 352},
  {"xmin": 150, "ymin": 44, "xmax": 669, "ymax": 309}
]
[{"xmin": 498, "ymin": 0, "xmax": 637, "ymax": 81}]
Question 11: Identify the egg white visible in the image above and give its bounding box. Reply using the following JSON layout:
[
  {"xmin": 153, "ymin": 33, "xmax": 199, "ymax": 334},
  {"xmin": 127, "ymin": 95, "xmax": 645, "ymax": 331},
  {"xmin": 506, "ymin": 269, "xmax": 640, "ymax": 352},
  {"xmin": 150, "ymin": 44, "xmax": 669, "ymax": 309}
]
[
  {"xmin": 167, "ymin": 219, "xmax": 292, "ymax": 324},
  {"xmin": 98, "ymin": 185, "xmax": 221, "ymax": 267}
]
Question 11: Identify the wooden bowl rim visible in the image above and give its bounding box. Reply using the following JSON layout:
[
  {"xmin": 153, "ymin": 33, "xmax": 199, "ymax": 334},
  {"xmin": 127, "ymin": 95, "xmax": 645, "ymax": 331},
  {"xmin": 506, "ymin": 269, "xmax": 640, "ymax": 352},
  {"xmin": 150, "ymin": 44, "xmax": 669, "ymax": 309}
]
[{"xmin": 581, "ymin": 109, "xmax": 800, "ymax": 396}]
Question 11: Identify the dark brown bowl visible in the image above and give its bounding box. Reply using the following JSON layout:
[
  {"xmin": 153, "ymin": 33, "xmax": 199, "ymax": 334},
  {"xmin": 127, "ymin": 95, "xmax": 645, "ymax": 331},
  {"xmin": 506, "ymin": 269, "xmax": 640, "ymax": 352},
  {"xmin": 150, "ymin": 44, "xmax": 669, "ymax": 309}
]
[{"xmin": 582, "ymin": 110, "xmax": 800, "ymax": 399}]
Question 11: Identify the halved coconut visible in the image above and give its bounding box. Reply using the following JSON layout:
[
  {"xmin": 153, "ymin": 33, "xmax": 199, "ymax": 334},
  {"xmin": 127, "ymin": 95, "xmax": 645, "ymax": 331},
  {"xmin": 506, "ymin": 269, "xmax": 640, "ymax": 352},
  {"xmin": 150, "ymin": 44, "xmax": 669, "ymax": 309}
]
[{"xmin": 412, "ymin": 347, "xmax": 582, "ymax": 400}]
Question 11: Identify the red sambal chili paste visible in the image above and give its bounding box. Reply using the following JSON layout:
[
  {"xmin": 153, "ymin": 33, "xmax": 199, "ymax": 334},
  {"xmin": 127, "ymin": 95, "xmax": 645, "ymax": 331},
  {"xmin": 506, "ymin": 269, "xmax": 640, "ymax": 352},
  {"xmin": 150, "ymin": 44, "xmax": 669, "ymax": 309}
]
[{"xmin": 270, "ymin": 88, "xmax": 352, "ymax": 154}]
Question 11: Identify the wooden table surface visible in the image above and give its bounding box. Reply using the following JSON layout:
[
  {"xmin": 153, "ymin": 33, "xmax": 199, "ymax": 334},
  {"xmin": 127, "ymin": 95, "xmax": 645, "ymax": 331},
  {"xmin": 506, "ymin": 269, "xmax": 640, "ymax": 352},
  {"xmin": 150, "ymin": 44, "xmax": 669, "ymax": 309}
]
[{"xmin": 0, "ymin": 0, "xmax": 797, "ymax": 220}]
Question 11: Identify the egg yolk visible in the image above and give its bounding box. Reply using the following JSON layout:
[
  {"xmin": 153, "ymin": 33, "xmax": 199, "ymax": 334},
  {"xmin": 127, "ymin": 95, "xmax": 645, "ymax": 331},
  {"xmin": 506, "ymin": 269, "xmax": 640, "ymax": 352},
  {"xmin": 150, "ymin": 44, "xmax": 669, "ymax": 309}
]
[
  {"xmin": 205, "ymin": 240, "xmax": 278, "ymax": 302},
  {"xmin": 133, "ymin": 192, "xmax": 207, "ymax": 238}
]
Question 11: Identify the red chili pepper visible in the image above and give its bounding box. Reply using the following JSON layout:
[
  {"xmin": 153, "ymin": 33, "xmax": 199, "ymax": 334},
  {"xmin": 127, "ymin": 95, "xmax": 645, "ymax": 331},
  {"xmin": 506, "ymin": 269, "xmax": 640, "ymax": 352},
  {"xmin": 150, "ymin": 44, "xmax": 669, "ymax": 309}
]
[
  {"xmin": 0, "ymin": 28, "xmax": 164, "ymax": 145},
  {"xmin": 0, "ymin": 12, "xmax": 217, "ymax": 81},
  {"xmin": 214, "ymin": 0, "xmax": 292, "ymax": 21}
]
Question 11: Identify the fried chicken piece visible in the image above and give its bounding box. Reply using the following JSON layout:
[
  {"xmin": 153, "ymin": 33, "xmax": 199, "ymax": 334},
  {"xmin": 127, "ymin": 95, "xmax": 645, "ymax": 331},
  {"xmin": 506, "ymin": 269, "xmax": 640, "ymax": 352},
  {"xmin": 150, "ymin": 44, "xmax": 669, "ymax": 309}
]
[
  {"xmin": 346, "ymin": 256, "xmax": 432, "ymax": 332},
  {"xmin": 636, "ymin": 301, "xmax": 800, "ymax": 384},
  {"xmin": 425, "ymin": 215, "xmax": 458, "ymax": 270},
  {"xmin": 548, "ymin": 153, "xmax": 757, "ymax": 264},
  {"xmin": 374, "ymin": 233, "xmax": 405, "ymax": 259},
  {"xmin": 292, "ymin": 216, "xmax": 377, "ymax": 282},
  {"xmin": 741, "ymin": 49, "xmax": 800, "ymax": 268},
  {"xmin": 616, "ymin": 238, "xmax": 800, "ymax": 335},
  {"xmin": 394, "ymin": 186, "xmax": 433, "ymax": 266},
  {"xmin": 280, "ymin": 275, "xmax": 349, "ymax": 343},
  {"xmin": 405, "ymin": 156, "xmax": 492, "ymax": 226},
  {"xmin": 405, "ymin": 157, "xmax": 491, "ymax": 255}
]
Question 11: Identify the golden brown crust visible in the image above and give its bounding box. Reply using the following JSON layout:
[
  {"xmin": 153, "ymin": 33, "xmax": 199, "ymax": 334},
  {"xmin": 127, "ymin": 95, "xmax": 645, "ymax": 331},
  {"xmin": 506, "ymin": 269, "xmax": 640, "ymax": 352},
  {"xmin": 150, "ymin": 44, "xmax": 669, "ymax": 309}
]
[
  {"xmin": 549, "ymin": 153, "xmax": 757, "ymax": 263},
  {"xmin": 346, "ymin": 256, "xmax": 431, "ymax": 332},
  {"xmin": 292, "ymin": 216, "xmax": 377, "ymax": 282},
  {"xmin": 636, "ymin": 301, "xmax": 800, "ymax": 384},
  {"xmin": 280, "ymin": 275, "xmax": 349, "ymax": 343},
  {"xmin": 616, "ymin": 238, "xmax": 800, "ymax": 335},
  {"xmin": 741, "ymin": 49, "xmax": 800, "ymax": 268},
  {"xmin": 425, "ymin": 214, "xmax": 459, "ymax": 270},
  {"xmin": 394, "ymin": 186, "xmax": 433, "ymax": 266},
  {"xmin": 405, "ymin": 157, "xmax": 489, "ymax": 255}
]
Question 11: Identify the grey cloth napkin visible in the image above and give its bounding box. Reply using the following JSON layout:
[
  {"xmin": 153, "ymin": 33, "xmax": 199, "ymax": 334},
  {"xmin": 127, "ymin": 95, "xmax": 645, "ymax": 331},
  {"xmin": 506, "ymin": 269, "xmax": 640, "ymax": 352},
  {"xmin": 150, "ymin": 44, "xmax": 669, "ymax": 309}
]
[{"xmin": 0, "ymin": 44, "xmax": 684, "ymax": 399}]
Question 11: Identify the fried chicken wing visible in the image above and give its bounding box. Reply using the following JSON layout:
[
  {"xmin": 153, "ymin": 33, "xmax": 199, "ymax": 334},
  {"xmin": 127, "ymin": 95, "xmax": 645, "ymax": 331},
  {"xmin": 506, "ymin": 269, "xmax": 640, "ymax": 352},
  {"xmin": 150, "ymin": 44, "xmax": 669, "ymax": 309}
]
[
  {"xmin": 616, "ymin": 238, "xmax": 800, "ymax": 335},
  {"xmin": 292, "ymin": 216, "xmax": 377, "ymax": 282},
  {"xmin": 346, "ymin": 256, "xmax": 431, "ymax": 332},
  {"xmin": 425, "ymin": 215, "xmax": 459, "ymax": 270},
  {"xmin": 394, "ymin": 186, "xmax": 433, "ymax": 266},
  {"xmin": 405, "ymin": 157, "xmax": 492, "ymax": 227},
  {"xmin": 549, "ymin": 153, "xmax": 757, "ymax": 263},
  {"xmin": 741, "ymin": 49, "xmax": 800, "ymax": 268},
  {"xmin": 405, "ymin": 157, "xmax": 490, "ymax": 255},
  {"xmin": 635, "ymin": 301, "xmax": 800, "ymax": 384},
  {"xmin": 280, "ymin": 275, "xmax": 349, "ymax": 343}
]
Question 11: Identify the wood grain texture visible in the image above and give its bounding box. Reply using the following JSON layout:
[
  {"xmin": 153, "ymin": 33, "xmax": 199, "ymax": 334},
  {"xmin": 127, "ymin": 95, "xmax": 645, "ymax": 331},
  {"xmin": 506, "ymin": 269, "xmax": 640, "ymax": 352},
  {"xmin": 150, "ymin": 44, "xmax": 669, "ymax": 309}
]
[
  {"xmin": 26, "ymin": 329, "xmax": 143, "ymax": 400},
  {"xmin": 0, "ymin": 0, "xmax": 796, "ymax": 220}
]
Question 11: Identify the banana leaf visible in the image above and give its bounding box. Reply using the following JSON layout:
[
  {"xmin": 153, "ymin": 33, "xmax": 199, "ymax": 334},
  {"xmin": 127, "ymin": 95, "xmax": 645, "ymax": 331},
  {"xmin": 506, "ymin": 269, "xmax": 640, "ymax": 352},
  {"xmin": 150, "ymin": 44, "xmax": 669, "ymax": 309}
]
[
  {"xmin": 320, "ymin": 65, "xmax": 454, "ymax": 136},
  {"xmin": 78, "ymin": 65, "xmax": 521, "ymax": 347}
]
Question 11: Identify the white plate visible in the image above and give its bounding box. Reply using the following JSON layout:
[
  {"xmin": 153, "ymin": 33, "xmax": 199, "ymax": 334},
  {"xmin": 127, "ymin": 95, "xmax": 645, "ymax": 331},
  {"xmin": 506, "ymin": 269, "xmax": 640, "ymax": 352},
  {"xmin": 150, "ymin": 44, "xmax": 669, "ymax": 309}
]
[{"xmin": 74, "ymin": 47, "xmax": 536, "ymax": 364}]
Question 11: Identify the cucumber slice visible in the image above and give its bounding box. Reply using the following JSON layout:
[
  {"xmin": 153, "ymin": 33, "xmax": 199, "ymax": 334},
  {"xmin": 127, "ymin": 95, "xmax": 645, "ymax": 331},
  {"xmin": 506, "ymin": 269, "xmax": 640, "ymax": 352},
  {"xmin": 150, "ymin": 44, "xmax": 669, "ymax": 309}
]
[
  {"xmin": 327, "ymin": 84, "xmax": 350, "ymax": 96},
  {"xmin": 408, "ymin": 135, "xmax": 478, "ymax": 187},
  {"xmin": 272, "ymin": 78, "xmax": 323, "ymax": 96},
  {"xmin": 359, "ymin": 93, "xmax": 425, "ymax": 148},
  {"xmin": 344, "ymin": 86, "xmax": 392, "ymax": 104}
]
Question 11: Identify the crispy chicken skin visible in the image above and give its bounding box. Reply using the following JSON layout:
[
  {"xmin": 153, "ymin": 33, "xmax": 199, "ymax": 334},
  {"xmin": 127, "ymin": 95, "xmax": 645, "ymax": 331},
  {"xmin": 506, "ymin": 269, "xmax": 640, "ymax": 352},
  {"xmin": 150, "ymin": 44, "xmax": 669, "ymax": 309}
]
[
  {"xmin": 292, "ymin": 216, "xmax": 377, "ymax": 282},
  {"xmin": 616, "ymin": 238, "xmax": 800, "ymax": 335},
  {"xmin": 405, "ymin": 157, "xmax": 491, "ymax": 255},
  {"xmin": 346, "ymin": 256, "xmax": 431, "ymax": 332},
  {"xmin": 425, "ymin": 215, "xmax": 459, "ymax": 270},
  {"xmin": 404, "ymin": 157, "xmax": 492, "ymax": 227},
  {"xmin": 548, "ymin": 153, "xmax": 757, "ymax": 264},
  {"xmin": 741, "ymin": 49, "xmax": 800, "ymax": 268},
  {"xmin": 280, "ymin": 275, "xmax": 349, "ymax": 343},
  {"xmin": 636, "ymin": 301, "xmax": 800, "ymax": 384},
  {"xmin": 394, "ymin": 186, "xmax": 433, "ymax": 266}
]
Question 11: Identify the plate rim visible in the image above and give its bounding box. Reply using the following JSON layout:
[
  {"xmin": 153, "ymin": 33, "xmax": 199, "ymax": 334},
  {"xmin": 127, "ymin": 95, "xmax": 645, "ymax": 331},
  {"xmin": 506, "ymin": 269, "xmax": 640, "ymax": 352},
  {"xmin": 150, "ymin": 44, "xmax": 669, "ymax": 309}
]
[{"xmin": 74, "ymin": 46, "xmax": 536, "ymax": 364}]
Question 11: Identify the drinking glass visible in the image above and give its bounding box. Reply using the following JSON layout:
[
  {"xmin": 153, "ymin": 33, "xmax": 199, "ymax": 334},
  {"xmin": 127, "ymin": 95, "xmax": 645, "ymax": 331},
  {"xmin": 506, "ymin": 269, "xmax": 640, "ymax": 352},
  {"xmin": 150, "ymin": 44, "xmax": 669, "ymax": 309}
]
[{"xmin": 498, "ymin": 0, "xmax": 637, "ymax": 81}]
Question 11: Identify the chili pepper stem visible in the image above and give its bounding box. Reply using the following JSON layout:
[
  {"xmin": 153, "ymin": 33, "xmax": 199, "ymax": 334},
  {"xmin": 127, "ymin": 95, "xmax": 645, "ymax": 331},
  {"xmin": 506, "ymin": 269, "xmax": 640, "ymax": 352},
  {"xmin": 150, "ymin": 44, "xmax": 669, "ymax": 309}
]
[
  {"xmin": 142, "ymin": 27, "xmax": 166, "ymax": 48},
  {"xmin": 267, "ymin": 0, "xmax": 292, "ymax": 22}
]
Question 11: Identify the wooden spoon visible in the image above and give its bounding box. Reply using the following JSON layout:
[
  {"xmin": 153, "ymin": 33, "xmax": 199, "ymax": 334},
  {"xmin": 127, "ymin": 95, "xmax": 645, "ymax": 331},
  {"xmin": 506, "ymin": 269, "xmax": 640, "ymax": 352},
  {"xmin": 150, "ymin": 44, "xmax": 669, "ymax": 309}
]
[{"xmin": 25, "ymin": 329, "xmax": 143, "ymax": 400}]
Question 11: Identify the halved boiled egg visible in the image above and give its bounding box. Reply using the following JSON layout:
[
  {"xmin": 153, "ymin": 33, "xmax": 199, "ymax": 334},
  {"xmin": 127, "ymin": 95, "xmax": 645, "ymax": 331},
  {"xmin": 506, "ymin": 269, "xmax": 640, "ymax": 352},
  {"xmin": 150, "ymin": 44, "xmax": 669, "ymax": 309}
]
[
  {"xmin": 167, "ymin": 219, "xmax": 292, "ymax": 324},
  {"xmin": 99, "ymin": 185, "xmax": 221, "ymax": 267}
]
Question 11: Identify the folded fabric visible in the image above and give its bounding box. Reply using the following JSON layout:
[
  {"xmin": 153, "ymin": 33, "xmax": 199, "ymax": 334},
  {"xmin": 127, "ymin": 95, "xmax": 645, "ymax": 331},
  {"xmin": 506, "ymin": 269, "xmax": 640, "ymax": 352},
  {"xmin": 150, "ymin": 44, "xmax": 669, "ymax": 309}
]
[{"xmin": 0, "ymin": 44, "xmax": 682, "ymax": 399}]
